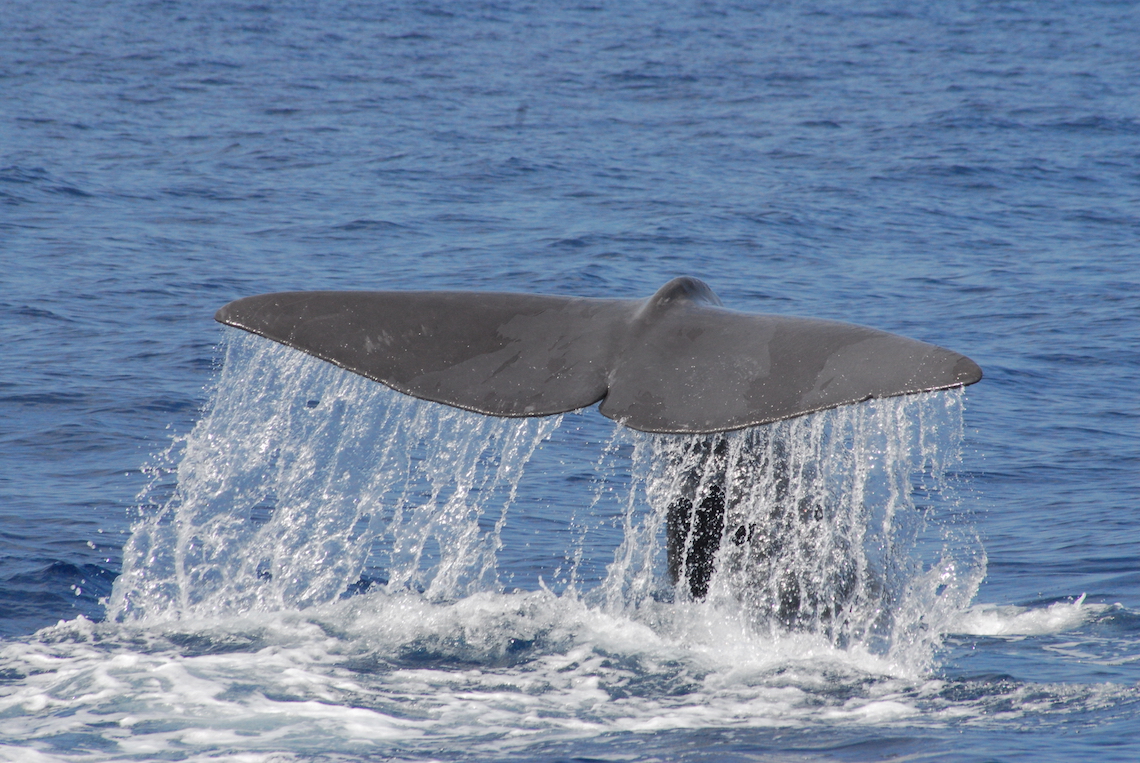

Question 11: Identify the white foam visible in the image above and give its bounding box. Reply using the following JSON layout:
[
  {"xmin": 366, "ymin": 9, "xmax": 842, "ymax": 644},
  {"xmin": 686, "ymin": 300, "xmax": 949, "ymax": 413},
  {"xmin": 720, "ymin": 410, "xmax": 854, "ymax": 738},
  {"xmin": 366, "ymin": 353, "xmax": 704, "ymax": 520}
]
[
  {"xmin": 954, "ymin": 594, "xmax": 1104, "ymax": 637},
  {"xmin": 3, "ymin": 592, "xmax": 1137, "ymax": 761}
]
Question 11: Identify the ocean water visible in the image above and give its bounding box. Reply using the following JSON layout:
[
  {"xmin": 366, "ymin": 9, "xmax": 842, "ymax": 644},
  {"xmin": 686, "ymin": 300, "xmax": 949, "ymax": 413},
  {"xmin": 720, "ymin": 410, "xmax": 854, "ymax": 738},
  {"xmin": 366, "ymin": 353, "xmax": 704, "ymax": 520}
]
[{"xmin": 2, "ymin": 1, "xmax": 1138, "ymax": 761}]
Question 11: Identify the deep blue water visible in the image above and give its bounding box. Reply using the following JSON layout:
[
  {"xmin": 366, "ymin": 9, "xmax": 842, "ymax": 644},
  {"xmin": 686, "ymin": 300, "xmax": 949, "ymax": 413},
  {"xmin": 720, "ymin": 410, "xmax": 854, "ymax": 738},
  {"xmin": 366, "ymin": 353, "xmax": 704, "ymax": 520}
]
[{"xmin": 2, "ymin": 1, "xmax": 1139, "ymax": 760}]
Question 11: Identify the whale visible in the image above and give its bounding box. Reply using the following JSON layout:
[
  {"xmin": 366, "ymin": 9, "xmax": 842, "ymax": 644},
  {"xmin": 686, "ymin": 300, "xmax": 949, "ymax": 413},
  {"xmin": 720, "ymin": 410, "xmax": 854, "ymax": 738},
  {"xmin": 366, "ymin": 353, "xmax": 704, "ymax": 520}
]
[
  {"xmin": 214, "ymin": 276, "xmax": 981, "ymax": 434},
  {"xmin": 216, "ymin": 276, "xmax": 982, "ymax": 600}
]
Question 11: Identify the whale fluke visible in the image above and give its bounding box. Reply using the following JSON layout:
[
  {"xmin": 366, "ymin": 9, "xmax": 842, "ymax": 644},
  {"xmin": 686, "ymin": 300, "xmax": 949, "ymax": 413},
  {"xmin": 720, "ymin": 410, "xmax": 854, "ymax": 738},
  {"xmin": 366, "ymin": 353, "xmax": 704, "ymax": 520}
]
[{"xmin": 214, "ymin": 277, "xmax": 981, "ymax": 434}]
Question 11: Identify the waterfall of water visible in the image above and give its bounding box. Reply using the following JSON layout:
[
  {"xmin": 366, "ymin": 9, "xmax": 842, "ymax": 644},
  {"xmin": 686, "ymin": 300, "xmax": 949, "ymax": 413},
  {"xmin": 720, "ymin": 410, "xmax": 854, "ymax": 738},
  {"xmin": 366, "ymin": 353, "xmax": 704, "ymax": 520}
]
[
  {"xmin": 594, "ymin": 390, "xmax": 982, "ymax": 665},
  {"xmin": 111, "ymin": 331, "xmax": 981, "ymax": 671},
  {"xmin": 109, "ymin": 333, "xmax": 559, "ymax": 622}
]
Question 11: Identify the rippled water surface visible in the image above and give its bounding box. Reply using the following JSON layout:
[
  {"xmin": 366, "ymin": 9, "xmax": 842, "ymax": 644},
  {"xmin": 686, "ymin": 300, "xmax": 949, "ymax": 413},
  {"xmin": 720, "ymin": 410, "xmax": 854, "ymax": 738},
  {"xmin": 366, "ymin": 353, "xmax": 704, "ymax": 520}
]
[{"xmin": 2, "ymin": 1, "xmax": 1138, "ymax": 761}]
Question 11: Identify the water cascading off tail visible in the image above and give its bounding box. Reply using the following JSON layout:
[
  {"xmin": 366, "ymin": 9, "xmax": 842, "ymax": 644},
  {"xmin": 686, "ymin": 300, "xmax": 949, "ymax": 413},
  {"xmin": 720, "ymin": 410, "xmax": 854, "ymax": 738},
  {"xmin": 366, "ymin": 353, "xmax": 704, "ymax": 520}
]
[
  {"xmin": 599, "ymin": 392, "xmax": 982, "ymax": 664},
  {"xmin": 109, "ymin": 333, "xmax": 560, "ymax": 622},
  {"xmin": 110, "ymin": 331, "xmax": 983, "ymax": 668}
]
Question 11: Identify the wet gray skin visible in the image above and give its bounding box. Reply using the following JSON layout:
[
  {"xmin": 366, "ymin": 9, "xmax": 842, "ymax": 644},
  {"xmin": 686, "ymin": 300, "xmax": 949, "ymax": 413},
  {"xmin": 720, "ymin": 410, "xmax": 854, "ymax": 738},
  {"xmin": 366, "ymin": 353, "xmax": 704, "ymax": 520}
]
[
  {"xmin": 214, "ymin": 276, "xmax": 981, "ymax": 434},
  {"xmin": 216, "ymin": 276, "xmax": 982, "ymax": 601}
]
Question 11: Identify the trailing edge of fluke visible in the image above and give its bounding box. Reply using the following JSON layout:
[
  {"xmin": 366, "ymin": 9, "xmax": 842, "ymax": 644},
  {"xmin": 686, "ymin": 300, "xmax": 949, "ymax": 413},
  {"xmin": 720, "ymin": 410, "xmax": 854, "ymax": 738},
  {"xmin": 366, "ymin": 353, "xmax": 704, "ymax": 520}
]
[{"xmin": 214, "ymin": 277, "xmax": 982, "ymax": 434}]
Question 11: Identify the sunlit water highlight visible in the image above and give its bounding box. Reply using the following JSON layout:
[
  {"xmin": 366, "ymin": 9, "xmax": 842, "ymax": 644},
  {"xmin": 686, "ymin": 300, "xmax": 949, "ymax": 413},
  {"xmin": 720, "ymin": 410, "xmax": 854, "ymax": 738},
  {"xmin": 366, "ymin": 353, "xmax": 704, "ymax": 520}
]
[{"xmin": 2, "ymin": 333, "xmax": 1123, "ymax": 761}]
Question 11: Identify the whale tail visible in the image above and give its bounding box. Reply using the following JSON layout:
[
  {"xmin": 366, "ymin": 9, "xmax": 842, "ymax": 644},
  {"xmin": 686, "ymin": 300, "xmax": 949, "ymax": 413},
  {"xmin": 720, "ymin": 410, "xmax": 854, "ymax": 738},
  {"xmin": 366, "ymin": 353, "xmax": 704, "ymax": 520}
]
[
  {"xmin": 214, "ymin": 277, "xmax": 981, "ymax": 435},
  {"xmin": 215, "ymin": 277, "xmax": 982, "ymax": 600}
]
